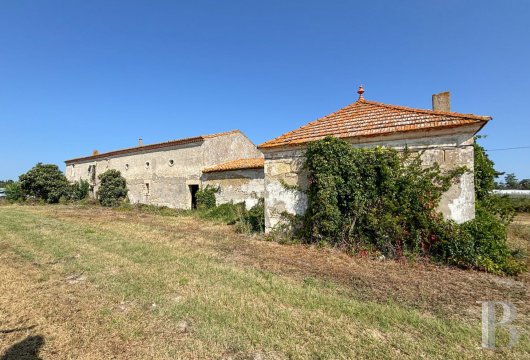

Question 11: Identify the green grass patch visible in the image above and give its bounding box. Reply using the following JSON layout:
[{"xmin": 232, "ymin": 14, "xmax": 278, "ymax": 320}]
[{"xmin": 0, "ymin": 205, "xmax": 528, "ymax": 359}]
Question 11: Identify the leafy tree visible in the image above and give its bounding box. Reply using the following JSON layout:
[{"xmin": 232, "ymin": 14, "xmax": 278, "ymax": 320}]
[
  {"xmin": 504, "ymin": 173, "xmax": 519, "ymax": 189},
  {"xmin": 473, "ymin": 139, "xmax": 515, "ymax": 221},
  {"xmin": 520, "ymin": 179, "xmax": 530, "ymax": 190},
  {"xmin": 97, "ymin": 170, "xmax": 128, "ymax": 207},
  {"xmin": 19, "ymin": 163, "xmax": 70, "ymax": 203}
]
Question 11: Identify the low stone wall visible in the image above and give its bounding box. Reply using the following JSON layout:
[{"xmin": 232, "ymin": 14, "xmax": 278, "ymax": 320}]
[{"xmin": 202, "ymin": 168, "xmax": 265, "ymax": 209}]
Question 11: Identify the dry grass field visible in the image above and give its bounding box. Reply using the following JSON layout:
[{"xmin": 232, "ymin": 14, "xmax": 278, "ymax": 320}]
[{"xmin": 0, "ymin": 204, "xmax": 528, "ymax": 359}]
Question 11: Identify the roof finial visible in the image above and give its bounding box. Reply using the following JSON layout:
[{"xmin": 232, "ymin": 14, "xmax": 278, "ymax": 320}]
[{"xmin": 357, "ymin": 84, "xmax": 365, "ymax": 100}]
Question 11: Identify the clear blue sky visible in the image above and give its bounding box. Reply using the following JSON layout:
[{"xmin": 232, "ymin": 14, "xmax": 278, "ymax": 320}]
[{"xmin": 1, "ymin": 0, "xmax": 529, "ymax": 180}]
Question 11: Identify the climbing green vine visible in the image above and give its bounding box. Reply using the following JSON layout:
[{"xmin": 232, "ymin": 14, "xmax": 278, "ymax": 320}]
[{"xmin": 300, "ymin": 136, "xmax": 525, "ymax": 275}]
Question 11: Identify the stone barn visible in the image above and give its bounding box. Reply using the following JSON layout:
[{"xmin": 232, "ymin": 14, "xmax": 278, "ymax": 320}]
[
  {"xmin": 258, "ymin": 87, "xmax": 491, "ymax": 232},
  {"xmin": 65, "ymin": 130, "xmax": 263, "ymax": 209}
]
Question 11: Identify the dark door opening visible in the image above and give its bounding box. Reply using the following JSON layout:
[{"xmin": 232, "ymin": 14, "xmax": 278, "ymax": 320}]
[{"xmin": 189, "ymin": 185, "xmax": 199, "ymax": 210}]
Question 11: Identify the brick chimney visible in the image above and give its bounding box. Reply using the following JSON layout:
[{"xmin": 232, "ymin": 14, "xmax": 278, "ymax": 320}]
[{"xmin": 432, "ymin": 91, "xmax": 450, "ymax": 112}]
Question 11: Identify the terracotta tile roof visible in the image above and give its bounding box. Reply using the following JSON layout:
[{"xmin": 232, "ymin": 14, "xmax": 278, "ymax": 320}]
[
  {"xmin": 203, "ymin": 158, "xmax": 264, "ymax": 173},
  {"xmin": 65, "ymin": 130, "xmax": 241, "ymax": 164},
  {"xmin": 258, "ymin": 99, "xmax": 491, "ymax": 149}
]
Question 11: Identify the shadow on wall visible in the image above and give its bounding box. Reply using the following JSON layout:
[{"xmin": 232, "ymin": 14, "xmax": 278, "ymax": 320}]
[{"xmin": 0, "ymin": 335, "xmax": 45, "ymax": 360}]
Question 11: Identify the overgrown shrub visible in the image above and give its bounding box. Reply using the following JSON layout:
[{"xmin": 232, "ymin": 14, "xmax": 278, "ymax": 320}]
[
  {"xmin": 97, "ymin": 170, "xmax": 128, "ymax": 207},
  {"xmin": 463, "ymin": 139, "xmax": 524, "ymax": 274},
  {"xmin": 299, "ymin": 136, "xmax": 525, "ymax": 275},
  {"xmin": 5, "ymin": 182, "xmax": 24, "ymax": 202},
  {"xmin": 71, "ymin": 180, "xmax": 90, "ymax": 201},
  {"xmin": 0, "ymin": 179, "xmax": 14, "ymax": 187},
  {"xmin": 197, "ymin": 202, "xmax": 243, "ymax": 224},
  {"xmin": 238, "ymin": 198, "xmax": 265, "ymax": 233},
  {"xmin": 303, "ymin": 137, "xmax": 465, "ymax": 255},
  {"xmin": 196, "ymin": 185, "xmax": 218, "ymax": 210},
  {"xmin": 198, "ymin": 199, "xmax": 265, "ymax": 233},
  {"xmin": 19, "ymin": 163, "xmax": 70, "ymax": 203},
  {"xmin": 506, "ymin": 197, "xmax": 530, "ymax": 213},
  {"xmin": 265, "ymin": 211, "xmax": 304, "ymax": 244}
]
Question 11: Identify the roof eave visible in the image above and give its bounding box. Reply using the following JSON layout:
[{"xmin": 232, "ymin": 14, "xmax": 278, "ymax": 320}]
[
  {"xmin": 202, "ymin": 165, "xmax": 264, "ymax": 173},
  {"xmin": 64, "ymin": 137, "xmax": 205, "ymax": 164},
  {"xmin": 258, "ymin": 120, "xmax": 490, "ymax": 151}
]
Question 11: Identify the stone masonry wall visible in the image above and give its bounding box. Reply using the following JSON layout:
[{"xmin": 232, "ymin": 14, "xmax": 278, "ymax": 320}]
[
  {"xmin": 263, "ymin": 127, "xmax": 478, "ymax": 232},
  {"xmin": 65, "ymin": 131, "xmax": 263, "ymax": 209},
  {"xmin": 202, "ymin": 168, "xmax": 264, "ymax": 209}
]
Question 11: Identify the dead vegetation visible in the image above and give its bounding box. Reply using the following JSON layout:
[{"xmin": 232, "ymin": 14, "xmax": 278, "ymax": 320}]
[{"xmin": 0, "ymin": 205, "xmax": 528, "ymax": 359}]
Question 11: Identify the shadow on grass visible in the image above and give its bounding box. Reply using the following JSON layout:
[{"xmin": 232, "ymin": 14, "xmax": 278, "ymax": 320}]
[{"xmin": 0, "ymin": 335, "xmax": 44, "ymax": 360}]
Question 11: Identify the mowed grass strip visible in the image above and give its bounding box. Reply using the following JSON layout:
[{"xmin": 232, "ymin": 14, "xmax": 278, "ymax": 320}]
[{"xmin": 0, "ymin": 205, "xmax": 527, "ymax": 359}]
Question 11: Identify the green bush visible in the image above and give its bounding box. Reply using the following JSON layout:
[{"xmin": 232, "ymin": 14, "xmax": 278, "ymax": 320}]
[
  {"xmin": 298, "ymin": 136, "xmax": 525, "ymax": 275},
  {"xmin": 461, "ymin": 205, "xmax": 510, "ymax": 272},
  {"xmin": 196, "ymin": 185, "xmax": 218, "ymax": 210},
  {"xmin": 71, "ymin": 180, "xmax": 90, "ymax": 201},
  {"xmin": 505, "ymin": 197, "xmax": 530, "ymax": 213},
  {"xmin": 473, "ymin": 136, "xmax": 499, "ymax": 202},
  {"xmin": 459, "ymin": 140, "xmax": 524, "ymax": 274},
  {"xmin": 200, "ymin": 202, "xmax": 244, "ymax": 224},
  {"xmin": 19, "ymin": 163, "xmax": 70, "ymax": 203},
  {"xmin": 0, "ymin": 180, "xmax": 14, "ymax": 188},
  {"xmin": 239, "ymin": 198, "xmax": 265, "ymax": 233},
  {"xmin": 5, "ymin": 182, "xmax": 24, "ymax": 202},
  {"xmin": 303, "ymin": 137, "xmax": 464, "ymax": 255},
  {"xmin": 198, "ymin": 199, "xmax": 265, "ymax": 233},
  {"xmin": 97, "ymin": 170, "xmax": 128, "ymax": 207}
]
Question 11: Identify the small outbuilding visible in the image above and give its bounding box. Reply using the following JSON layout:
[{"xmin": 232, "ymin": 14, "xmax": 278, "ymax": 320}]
[
  {"xmin": 258, "ymin": 87, "xmax": 491, "ymax": 232},
  {"xmin": 202, "ymin": 158, "xmax": 265, "ymax": 209}
]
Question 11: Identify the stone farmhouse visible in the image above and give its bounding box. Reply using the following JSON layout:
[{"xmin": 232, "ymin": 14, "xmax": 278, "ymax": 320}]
[
  {"xmin": 65, "ymin": 87, "xmax": 490, "ymax": 232},
  {"xmin": 65, "ymin": 130, "xmax": 264, "ymax": 210}
]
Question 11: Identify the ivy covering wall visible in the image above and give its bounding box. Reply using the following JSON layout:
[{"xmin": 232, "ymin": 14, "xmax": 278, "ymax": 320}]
[{"xmin": 298, "ymin": 136, "xmax": 525, "ymax": 275}]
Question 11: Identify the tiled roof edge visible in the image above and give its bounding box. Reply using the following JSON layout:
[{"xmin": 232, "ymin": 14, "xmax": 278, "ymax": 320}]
[
  {"xmin": 202, "ymin": 158, "xmax": 264, "ymax": 173},
  {"xmin": 258, "ymin": 99, "xmax": 491, "ymax": 149},
  {"xmin": 65, "ymin": 130, "xmax": 241, "ymax": 164}
]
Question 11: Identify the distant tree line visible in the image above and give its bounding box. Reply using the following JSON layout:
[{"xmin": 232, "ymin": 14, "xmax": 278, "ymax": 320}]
[
  {"xmin": 496, "ymin": 173, "xmax": 530, "ymax": 190},
  {"xmin": 0, "ymin": 179, "xmax": 14, "ymax": 187}
]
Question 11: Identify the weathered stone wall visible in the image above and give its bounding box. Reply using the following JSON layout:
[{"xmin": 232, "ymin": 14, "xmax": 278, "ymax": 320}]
[
  {"xmin": 263, "ymin": 126, "xmax": 479, "ymax": 232},
  {"xmin": 202, "ymin": 169, "xmax": 264, "ymax": 209},
  {"xmin": 201, "ymin": 132, "xmax": 263, "ymax": 168},
  {"xmin": 65, "ymin": 131, "xmax": 263, "ymax": 209}
]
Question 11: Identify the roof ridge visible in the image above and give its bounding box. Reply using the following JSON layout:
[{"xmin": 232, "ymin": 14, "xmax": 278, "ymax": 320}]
[
  {"xmin": 65, "ymin": 130, "xmax": 243, "ymax": 163},
  {"xmin": 362, "ymin": 99, "xmax": 492, "ymax": 121},
  {"xmin": 202, "ymin": 129, "xmax": 241, "ymax": 138},
  {"xmin": 258, "ymin": 98, "xmax": 491, "ymax": 149},
  {"xmin": 257, "ymin": 101, "xmax": 361, "ymax": 148}
]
